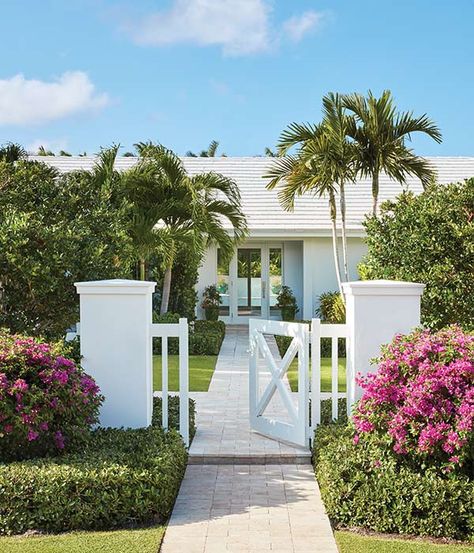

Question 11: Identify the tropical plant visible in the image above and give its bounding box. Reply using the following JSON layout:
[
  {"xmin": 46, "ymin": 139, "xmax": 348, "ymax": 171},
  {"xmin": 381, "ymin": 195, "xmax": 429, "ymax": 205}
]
[
  {"xmin": 264, "ymin": 147, "xmax": 278, "ymax": 157},
  {"xmin": 58, "ymin": 150, "xmax": 72, "ymax": 157},
  {"xmin": 36, "ymin": 145, "xmax": 55, "ymax": 156},
  {"xmin": 186, "ymin": 140, "xmax": 225, "ymax": 157},
  {"xmin": 343, "ymin": 90, "xmax": 442, "ymax": 215},
  {"xmin": 201, "ymin": 285, "xmax": 221, "ymax": 321},
  {"xmin": 316, "ymin": 291, "xmax": 346, "ymax": 323},
  {"xmin": 266, "ymin": 93, "xmax": 357, "ymax": 295},
  {"xmin": 125, "ymin": 142, "xmax": 247, "ymax": 314},
  {"xmin": 275, "ymin": 285, "xmax": 299, "ymax": 321},
  {"xmin": 0, "ymin": 142, "xmax": 26, "ymax": 163},
  {"xmin": 360, "ymin": 179, "xmax": 474, "ymax": 330}
]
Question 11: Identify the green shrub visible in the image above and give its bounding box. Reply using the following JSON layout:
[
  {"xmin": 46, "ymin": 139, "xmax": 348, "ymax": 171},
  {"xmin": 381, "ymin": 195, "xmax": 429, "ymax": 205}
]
[
  {"xmin": 275, "ymin": 320, "xmax": 346, "ymax": 358},
  {"xmin": 360, "ymin": 180, "xmax": 474, "ymax": 330},
  {"xmin": 313, "ymin": 424, "xmax": 474, "ymax": 541},
  {"xmin": 0, "ymin": 397, "xmax": 193, "ymax": 535},
  {"xmin": 152, "ymin": 396, "xmax": 196, "ymax": 441},
  {"xmin": 316, "ymin": 291, "xmax": 345, "ymax": 323},
  {"xmin": 153, "ymin": 319, "xmax": 226, "ymax": 355}
]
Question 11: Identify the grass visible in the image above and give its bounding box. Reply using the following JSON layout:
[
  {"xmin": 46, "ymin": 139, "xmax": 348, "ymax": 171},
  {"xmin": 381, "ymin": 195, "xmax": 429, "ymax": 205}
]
[
  {"xmin": 153, "ymin": 354, "xmax": 217, "ymax": 392},
  {"xmin": 0, "ymin": 526, "xmax": 165, "ymax": 553},
  {"xmin": 287, "ymin": 357, "xmax": 346, "ymax": 393},
  {"xmin": 335, "ymin": 531, "xmax": 474, "ymax": 553}
]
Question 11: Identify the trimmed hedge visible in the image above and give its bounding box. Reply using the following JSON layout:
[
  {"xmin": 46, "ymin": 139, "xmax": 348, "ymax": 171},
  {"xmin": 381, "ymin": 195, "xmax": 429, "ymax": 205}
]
[
  {"xmin": 153, "ymin": 315, "xmax": 225, "ymax": 355},
  {"xmin": 153, "ymin": 395, "xmax": 196, "ymax": 441},
  {"xmin": 313, "ymin": 423, "xmax": 474, "ymax": 541},
  {"xmin": 0, "ymin": 397, "xmax": 195, "ymax": 536}
]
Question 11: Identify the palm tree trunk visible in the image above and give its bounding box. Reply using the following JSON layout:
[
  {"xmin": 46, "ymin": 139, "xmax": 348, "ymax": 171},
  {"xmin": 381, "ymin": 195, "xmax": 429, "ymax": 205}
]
[
  {"xmin": 329, "ymin": 191, "xmax": 345, "ymax": 303},
  {"xmin": 160, "ymin": 264, "xmax": 172, "ymax": 315},
  {"xmin": 372, "ymin": 172, "xmax": 379, "ymax": 216},
  {"xmin": 139, "ymin": 258, "xmax": 146, "ymax": 281},
  {"xmin": 339, "ymin": 181, "xmax": 349, "ymax": 282}
]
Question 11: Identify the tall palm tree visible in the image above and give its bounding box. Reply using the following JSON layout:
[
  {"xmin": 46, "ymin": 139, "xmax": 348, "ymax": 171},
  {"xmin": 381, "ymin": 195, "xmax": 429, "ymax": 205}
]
[
  {"xmin": 37, "ymin": 145, "xmax": 55, "ymax": 156},
  {"xmin": 266, "ymin": 94, "xmax": 357, "ymax": 295},
  {"xmin": 343, "ymin": 90, "xmax": 442, "ymax": 215},
  {"xmin": 127, "ymin": 142, "xmax": 247, "ymax": 314}
]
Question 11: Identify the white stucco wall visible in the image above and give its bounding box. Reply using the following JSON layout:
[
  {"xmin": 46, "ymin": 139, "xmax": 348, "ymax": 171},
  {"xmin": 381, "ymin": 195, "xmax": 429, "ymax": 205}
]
[
  {"xmin": 302, "ymin": 237, "xmax": 367, "ymax": 319},
  {"xmin": 283, "ymin": 241, "xmax": 303, "ymax": 319}
]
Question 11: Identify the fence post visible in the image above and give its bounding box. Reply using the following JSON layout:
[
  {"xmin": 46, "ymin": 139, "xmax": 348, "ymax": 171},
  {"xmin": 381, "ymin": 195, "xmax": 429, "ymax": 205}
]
[
  {"xmin": 342, "ymin": 280, "xmax": 425, "ymax": 407},
  {"xmin": 178, "ymin": 318, "xmax": 189, "ymax": 447},
  {"xmin": 75, "ymin": 279, "xmax": 156, "ymax": 428}
]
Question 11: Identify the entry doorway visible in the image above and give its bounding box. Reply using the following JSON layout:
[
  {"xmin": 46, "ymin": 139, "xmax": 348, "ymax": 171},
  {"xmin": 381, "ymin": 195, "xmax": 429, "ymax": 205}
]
[{"xmin": 217, "ymin": 243, "xmax": 283, "ymax": 323}]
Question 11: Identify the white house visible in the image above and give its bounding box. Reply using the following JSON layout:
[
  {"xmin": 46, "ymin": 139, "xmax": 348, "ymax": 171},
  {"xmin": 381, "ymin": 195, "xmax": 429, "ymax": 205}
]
[{"xmin": 33, "ymin": 155, "xmax": 474, "ymax": 323}]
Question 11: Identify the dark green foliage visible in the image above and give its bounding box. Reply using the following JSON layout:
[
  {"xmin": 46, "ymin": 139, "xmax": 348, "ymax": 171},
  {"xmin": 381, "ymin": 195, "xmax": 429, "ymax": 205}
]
[
  {"xmin": 152, "ymin": 396, "xmax": 196, "ymax": 441},
  {"xmin": 316, "ymin": 291, "xmax": 345, "ymax": 323},
  {"xmin": 313, "ymin": 424, "xmax": 474, "ymax": 541},
  {"xmin": 0, "ymin": 160, "xmax": 133, "ymax": 338},
  {"xmin": 360, "ymin": 180, "xmax": 474, "ymax": 330},
  {"xmin": 151, "ymin": 244, "xmax": 200, "ymax": 320},
  {"xmin": 275, "ymin": 320, "xmax": 346, "ymax": 358},
  {"xmin": 0, "ymin": 397, "xmax": 195, "ymax": 536},
  {"xmin": 153, "ymin": 317, "xmax": 225, "ymax": 355}
]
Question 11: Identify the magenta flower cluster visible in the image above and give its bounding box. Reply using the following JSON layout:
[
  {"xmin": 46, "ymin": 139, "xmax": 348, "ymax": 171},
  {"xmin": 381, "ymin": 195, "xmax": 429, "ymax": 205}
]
[
  {"xmin": 353, "ymin": 326, "xmax": 474, "ymax": 470},
  {"xmin": 0, "ymin": 333, "xmax": 103, "ymax": 460}
]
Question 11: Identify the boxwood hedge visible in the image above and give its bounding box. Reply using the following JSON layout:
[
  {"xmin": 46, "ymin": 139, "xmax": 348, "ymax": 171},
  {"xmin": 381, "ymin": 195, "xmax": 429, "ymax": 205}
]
[
  {"xmin": 313, "ymin": 423, "xmax": 474, "ymax": 541},
  {"xmin": 0, "ymin": 397, "xmax": 195, "ymax": 535}
]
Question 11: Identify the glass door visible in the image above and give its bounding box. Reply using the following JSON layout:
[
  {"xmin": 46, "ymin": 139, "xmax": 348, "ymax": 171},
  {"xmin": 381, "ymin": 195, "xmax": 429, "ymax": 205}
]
[{"xmin": 237, "ymin": 248, "xmax": 262, "ymax": 318}]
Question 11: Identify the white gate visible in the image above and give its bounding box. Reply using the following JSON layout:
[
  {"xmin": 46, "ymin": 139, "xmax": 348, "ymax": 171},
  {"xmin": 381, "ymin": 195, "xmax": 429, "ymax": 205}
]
[
  {"xmin": 249, "ymin": 318, "xmax": 351, "ymax": 448},
  {"xmin": 249, "ymin": 319, "xmax": 310, "ymax": 448}
]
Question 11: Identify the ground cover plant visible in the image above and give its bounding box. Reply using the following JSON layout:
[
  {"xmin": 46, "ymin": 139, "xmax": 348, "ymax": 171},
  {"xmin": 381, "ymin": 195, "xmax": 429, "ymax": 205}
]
[{"xmin": 314, "ymin": 327, "xmax": 474, "ymax": 541}]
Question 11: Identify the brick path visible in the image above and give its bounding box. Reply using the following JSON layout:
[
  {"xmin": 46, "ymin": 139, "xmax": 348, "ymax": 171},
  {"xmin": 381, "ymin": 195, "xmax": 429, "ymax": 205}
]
[{"xmin": 160, "ymin": 327, "xmax": 338, "ymax": 553}]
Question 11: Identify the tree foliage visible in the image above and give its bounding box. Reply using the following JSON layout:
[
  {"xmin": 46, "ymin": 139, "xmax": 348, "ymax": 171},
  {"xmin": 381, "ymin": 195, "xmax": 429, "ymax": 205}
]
[
  {"xmin": 0, "ymin": 159, "xmax": 133, "ymax": 338},
  {"xmin": 360, "ymin": 179, "xmax": 474, "ymax": 329}
]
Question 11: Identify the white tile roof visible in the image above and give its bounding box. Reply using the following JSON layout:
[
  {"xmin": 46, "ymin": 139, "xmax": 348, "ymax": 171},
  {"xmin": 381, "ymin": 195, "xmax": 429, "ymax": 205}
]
[{"xmin": 29, "ymin": 156, "xmax": 474, "ymax": 236}]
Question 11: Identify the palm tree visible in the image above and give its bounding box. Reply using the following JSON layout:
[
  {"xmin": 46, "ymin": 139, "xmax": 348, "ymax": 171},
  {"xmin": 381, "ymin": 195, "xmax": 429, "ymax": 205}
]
[
  {"xmin": 343, "ymin": 90, "xmax": 442, "ymax": 215},
  {"xmin": 0, "ymin": 142, "xmax": 26, "ymax": 163},
  {"xmin": 37, "ymin": 145, "xmax": 55, "ymax": 156},
  {"xmin": 58, "ymin": 150, "xmax": 72, "ymax": 157},
  {"xmin": 126, "ymin": 142, "xmax": 247, "ymax": 314},
  {"xmin": 264, "ymin": 147, "xmax": 277, "ymax": 157},
  {"xmin": 266, "ymin": 94, "xmax": 357, "ymax": 296},
  {"xmin": 186, "ymin": 140, "xmax": 225, "ymax": 157}
]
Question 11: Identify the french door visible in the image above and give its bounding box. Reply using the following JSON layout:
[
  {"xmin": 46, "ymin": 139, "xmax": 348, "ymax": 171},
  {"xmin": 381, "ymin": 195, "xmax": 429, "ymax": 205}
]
[{"xmin": 217, "ymin": 243, "xmax": 282, "ymax": 323}]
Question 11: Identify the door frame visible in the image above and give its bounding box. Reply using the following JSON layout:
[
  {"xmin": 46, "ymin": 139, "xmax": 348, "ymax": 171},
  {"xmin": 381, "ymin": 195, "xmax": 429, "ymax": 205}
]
[{"xmin": 219, "ymin": 242, "xmax": 283, "ymax": 324}]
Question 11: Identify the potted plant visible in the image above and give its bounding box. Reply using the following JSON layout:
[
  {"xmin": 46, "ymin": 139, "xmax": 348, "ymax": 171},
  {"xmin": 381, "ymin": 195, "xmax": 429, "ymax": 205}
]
[
  {"xmin": 201, "ymin": 285, "xmax": 221, "ymax": 321},
  {"xmin": 276, "ymin": 285, "xmax": 299, "ymax": 321}
]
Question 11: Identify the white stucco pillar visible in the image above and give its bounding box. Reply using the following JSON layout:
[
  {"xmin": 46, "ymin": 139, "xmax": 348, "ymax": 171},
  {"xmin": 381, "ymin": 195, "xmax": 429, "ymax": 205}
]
[
  {"xmin": 75, "ymin": 279, "xmax": 156, "ymax": 428},
  {"xmin": 342, "ymin": 280, "xmax": 425, "ymax": 403}
]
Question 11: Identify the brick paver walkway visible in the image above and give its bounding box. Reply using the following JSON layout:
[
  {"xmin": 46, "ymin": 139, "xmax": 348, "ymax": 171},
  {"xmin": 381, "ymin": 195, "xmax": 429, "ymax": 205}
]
[{"xmin": 160, "ymin": 326, "xmax": 338, "ymax": 553}]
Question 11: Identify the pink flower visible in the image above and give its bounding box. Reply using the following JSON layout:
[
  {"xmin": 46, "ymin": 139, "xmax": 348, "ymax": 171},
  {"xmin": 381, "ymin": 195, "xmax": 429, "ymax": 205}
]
[
  {"xmin": 54, "ymin": 430, "xmax": 65, "ymax": 449},
  {"xmin": 27, "ymin": 429, "xmax": 39, "ymax": 441},
  {"xmin": 353, "ymin": 434, "xmax": 360, "ymax": 445}
]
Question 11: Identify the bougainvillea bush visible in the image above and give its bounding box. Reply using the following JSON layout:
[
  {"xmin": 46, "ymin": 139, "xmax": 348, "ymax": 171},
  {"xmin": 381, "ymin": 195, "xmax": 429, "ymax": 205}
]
[
  {"xmin": 353, "ymin": 326, "xmax": 474, "ymax": 474},
  {"xmin": 0, "ymin": 332, "xmax": 103, "ymax": 461}
]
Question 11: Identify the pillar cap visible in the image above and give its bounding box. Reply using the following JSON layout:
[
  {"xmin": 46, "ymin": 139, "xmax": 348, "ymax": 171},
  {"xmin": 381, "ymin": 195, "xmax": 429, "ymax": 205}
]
[
  {"xmin": 342, "ymin": 279, "xmax": 425, "ymax": 297},
  {"xmin": 75, "ymin": 279, "xmax": 156, "ymax": 295}
]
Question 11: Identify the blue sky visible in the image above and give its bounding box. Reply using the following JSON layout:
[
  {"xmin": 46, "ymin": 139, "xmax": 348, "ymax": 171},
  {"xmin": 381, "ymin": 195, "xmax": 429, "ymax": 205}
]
[{"xmin": 1, "ymin": 0, "xmax": 473, "ymax": 157}]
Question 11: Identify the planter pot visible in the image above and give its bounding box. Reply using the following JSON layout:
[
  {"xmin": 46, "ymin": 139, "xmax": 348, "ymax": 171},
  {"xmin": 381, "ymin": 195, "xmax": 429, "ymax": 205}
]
[
  {"xmin": 205, "ymin": 307, "xmax": 220, "ymax": 321},
  {"xmin": 281, "ymin": 306, "xmax": 296, "ymax": 321}
]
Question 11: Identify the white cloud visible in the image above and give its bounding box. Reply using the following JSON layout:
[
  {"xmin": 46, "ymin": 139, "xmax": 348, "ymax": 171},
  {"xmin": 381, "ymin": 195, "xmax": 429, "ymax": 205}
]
[
  {"xmin": 123, "ymin": 0, "xmax": 271, "ymax": 56},
  {"xmin": 0, "ymin": 71, "xmax": 109, "ymax": 126},
  {"xmin": 283, "ymin": 10, "xmax": 324, "ymax": 42}
]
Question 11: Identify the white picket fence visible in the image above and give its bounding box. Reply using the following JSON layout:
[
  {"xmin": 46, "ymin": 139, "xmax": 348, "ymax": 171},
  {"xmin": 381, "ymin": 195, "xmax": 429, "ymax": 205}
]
[
  {"xmin": 66, "ymin": 317, "xmax": 190, "ymax": 447},
  {"xmin": 150, "ymin": 318, "xmax": 189, "ymax": 446}
]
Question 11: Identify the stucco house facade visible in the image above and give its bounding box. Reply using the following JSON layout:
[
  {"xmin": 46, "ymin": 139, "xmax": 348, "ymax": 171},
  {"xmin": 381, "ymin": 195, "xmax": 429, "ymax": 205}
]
[{"xmin": 34, "ymin": 155, "xmax": 474, "ymax": 323}]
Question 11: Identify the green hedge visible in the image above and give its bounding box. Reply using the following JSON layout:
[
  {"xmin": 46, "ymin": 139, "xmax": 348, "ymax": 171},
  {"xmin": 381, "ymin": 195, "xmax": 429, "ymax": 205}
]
[
  {"xmin": 313, "ymin": 424, "xmax": 474, "ymax": 541},
  {"xmin": 275, "ymin": 320, "xmax": 346, "ymax": 358},
  {"xmin": 153, "ymin": 316, "xmax": 225, "ymax": 356},
  {"xmin": 153, "ymin": 396, "xmax": 196, "ymax": 441},
  {"xmin": 0, "ymin": 397, "xmax": 195, "ymax": 536}
]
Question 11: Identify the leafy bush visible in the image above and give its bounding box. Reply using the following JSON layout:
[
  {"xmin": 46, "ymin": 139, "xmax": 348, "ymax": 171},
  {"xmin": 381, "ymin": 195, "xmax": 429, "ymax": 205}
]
[
  {"xmin": 313, "ymin": 424, "xmax": 474, "ymax": 541},
  {"xmin": 316, "ymin": 291, "xmax": 345, "ymax": 323},
  {"xmin": 152, "ymin": 396, "xmax": 196, "ymax": 441},
  {"xmin": 360, "ymin": 180, "xmax": 474, "ymax": 330},
  {"xmin": 0, "ymin": 397, "xmax": 194, "ymax": 535},
  {"xmin": 0, "ymin": 332, "xmax": 103, "ymax": 461},
  {"xmin": 353, "ymin": 326, "xmax": 474, "ymax": 474},
  {"xmin": 153, "ymin": 317, "xmax": 225, "ymax": 355},
  {"xmin": 0, "ymin": 159, "xmax": 133, "ymax": 339}
]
